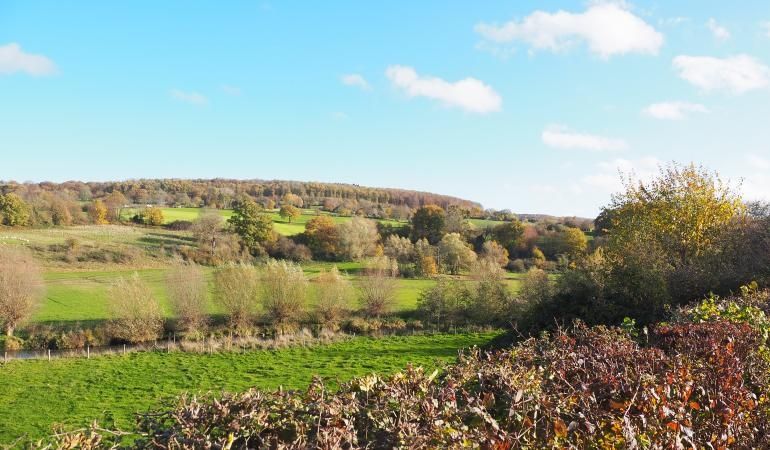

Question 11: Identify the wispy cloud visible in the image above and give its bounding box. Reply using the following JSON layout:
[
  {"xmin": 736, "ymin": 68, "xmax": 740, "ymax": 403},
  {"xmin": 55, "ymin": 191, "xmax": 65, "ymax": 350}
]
[
  {"xmin": 582, "ymin": 157, "xmax": 662, "ymax": 192},
  {"xmin": 0, "ymin": 43, "xmax": 56, "ymax": 76},
  {"xmin": 748, "ymin": 153, "xmax": 770, "ymax": 171},
  {"xmin": 542, "ymin": 125, "xmax": 628, "ymax": 151},
  {"xmin": 762, "ymin": 21, "xmax": 770, "ymax": 38},
  {"xmin": 170, "ymin": 89, "xmax": 208, "ymax": 105},
  {"xmin": 706, "ymin": 18, "xmax": 730, "ymax": 41},
  {"xmin": 386, "ymin": 65, "xmax": 501, "ymax": 114},
  {"xmin": 341, "ymin": 73, "xmax": 370, "ymax": 90},
  {"xmin": 643, "ymin": 101, "xmax": 709, "ymax": 120},
  {"xmin": 475, "ymin": 2, "xmax": 663, "ymax": 59},
  {"xmin": 673, "ymin": 54, "xmax": 770, "ymax": 94}
]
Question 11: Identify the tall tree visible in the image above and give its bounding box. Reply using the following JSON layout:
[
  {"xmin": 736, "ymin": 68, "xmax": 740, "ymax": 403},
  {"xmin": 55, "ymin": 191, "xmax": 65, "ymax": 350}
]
[
  {"xmin": 228, "ymin": 199, "xmax": 274, "ymax": 255},
  {"xmin": 303, "ymin": 216, "xmax": 339, "ymax": 260},
  {"xmin": 279, "ymin": 205, "xmax": 301, "ymax": 223},
  {"xmin": 0, "ymin": 247, "xmax": 43, "ymax": 336},
  {"xmin": 411, "ymin": 205, "xmax": 446, "ymax": 244},
  {"xmin": 0, "ymin": 193, "xmax": 31, "ymax": 227}
]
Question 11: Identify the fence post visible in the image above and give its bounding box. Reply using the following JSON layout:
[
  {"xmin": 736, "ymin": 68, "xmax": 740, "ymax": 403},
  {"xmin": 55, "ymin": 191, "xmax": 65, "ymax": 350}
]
[
  {"xmin": 48, "ymin": 349, "xmax": 51, "ymax": 361},
  {"xmin": 87, "ymin": 345, "xmax": 90, "ymax": 359},
  {"xmin": 3, "ymin": 352, "xmax": 6, "ymax": 362},
  {"xmin": 123, "ymin": 344, "xmax": 127, "ymax": 355}
]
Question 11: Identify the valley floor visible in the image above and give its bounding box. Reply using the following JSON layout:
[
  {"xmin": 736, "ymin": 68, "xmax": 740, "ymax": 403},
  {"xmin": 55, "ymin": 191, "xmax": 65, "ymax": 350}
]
[{"xmin": 0, "ymin": 331, "xmax": 500, "ymax": 443}]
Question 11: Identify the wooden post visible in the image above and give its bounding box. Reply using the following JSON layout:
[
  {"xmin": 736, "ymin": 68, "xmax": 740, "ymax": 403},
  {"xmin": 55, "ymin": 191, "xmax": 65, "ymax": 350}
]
[
  {"xmin": 48, "ymin": 349, "xmax": 51, "ymax": 361},
  {"xmin": 87, "ymin": 345, "xmax": 90, "ymax": 359},
  {"xmin": 123, "ymin": 344, "xmax": 127, "ymax": 354},
  {"xmin": 3, "ymin": 352, "xmax": 6, "ymax": 362}
]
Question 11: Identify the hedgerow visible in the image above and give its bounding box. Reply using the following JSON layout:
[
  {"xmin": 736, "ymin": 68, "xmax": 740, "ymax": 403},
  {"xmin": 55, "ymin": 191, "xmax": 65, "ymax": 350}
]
[{"xmin": 43, "ymin": 292, "xmax": 770, "ymax": 449}]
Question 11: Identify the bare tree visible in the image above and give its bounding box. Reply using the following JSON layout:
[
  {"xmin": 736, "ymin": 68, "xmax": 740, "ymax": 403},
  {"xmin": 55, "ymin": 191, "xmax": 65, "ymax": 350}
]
[
  {"xmin": 108, "ymin": 273, "xmax": 164, "ymax": 343},
  {"xmin": 213, "ymin": 264, "xmax": 260, "ymax": 330},
  {"xmin": 166, "ymin": 263, "xmax": 208, "ymax": 334},
  {"xmin": 314, "ymin": 266, "xmax": 354, "ymax": 328},
  {"xmin": 0, "ymin": 246, "xmax": 44, "ymax": 336},
  {"xmin": 359, "ymin": 262, "xmax": 398, "ymax": 318},
  {"xmin": 192, "ymin": 210, "xmax": 224, "ymax": 259},
  {"xmin": 261, "ymin": 260, "xmax": 307, "ymax": 329}
]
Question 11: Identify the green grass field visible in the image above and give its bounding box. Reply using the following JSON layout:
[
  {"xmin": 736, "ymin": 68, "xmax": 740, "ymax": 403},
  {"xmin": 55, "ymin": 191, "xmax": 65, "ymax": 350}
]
[
  {"xmin": 0, "ymin": 332, "xmax": 500, "ymax": 442},
  {"xmin": 122, "ymin": 207, "xmax": 408, "ymax": 236},
  {"xmin": 34, "ymin": 265, "xmax": 524, "ymax": 325}
]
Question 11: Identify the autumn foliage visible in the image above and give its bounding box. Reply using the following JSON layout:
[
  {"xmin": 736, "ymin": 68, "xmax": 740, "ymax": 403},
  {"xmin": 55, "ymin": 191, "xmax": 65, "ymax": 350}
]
[{"xmin": 47, "ymin": 290, "xmax": 770, "ymax": 449}]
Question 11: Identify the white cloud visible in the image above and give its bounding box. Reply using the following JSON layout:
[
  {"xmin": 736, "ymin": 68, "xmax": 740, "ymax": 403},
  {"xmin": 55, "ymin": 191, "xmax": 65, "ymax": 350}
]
[
  {"xmin": 673, "ymin": 54, "xmax": 770, "ymax": 94},
  {"xmin": 341, "ymin": 73, "xmax": 370, "ymax": 90},
  {"xmin": 385, "ymin": 65, "xmax": 502, "ymax": 114},
  {"xmin": 541, "ymin": 125, "xmax": 628, "ymax": 151},
  {"xmin": 706, "ymin": 18, "xmax": 730, "ymax": 41},
  {"xmin": 643, "ymin": 101, "xmax": 709, "ymax": 120},
  {"xmin": 474, "ymin": 2, "xmax": 663, "ymax": 58},
  {"xmin": 0, "ymin": 43, "xmax": 56, "ymax": 76},
  {"xmin": 582, "ymin": 157, "xmax": 662, "ymax": 192},
  {"xmin": 747, "ymin": 153, "xmax": 770, "ymax": 171},
  {"xmin": 221, "ymin": 84, "xmax": 242, "ymax": 96},
  {"xmin": 170, "ymin": 89, "xmax": 208, "ymax": 105}
]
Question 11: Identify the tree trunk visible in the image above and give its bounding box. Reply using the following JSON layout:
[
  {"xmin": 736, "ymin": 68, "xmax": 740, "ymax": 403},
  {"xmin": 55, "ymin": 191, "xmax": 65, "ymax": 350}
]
[{"xmin": 5, "ymin": 325, "xmax": 14, "ymax": 337}]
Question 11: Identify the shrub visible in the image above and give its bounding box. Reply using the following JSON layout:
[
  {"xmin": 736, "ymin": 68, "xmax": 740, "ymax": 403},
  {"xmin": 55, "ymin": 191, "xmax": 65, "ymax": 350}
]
[
  {"xmin": 166, "ymin": 263, "xmax": 209, "ymax": 334},
  {"xmin": 0, "ymin": 335, "xmax": 23, "ymax": 351},
  {"xmin": 107, "ymin": 273, "xmax": 164, "ymax": 343},
  {"xmin": 416, "ymin": 278, "xmax": 470, "ymax": 328},
  {"xmin": 53, "ymin": 316, "xmax": 770, "ymax": 449},
  {"xmin": 213, "ymin": 264, "xmax": 260, "ymax": 331},
  {"xmin": 261, "ymin": 260, "xmax": 308, "ymax": 330},
  {"xmin": 313, "ymin": 266, "xmax": 354, "ymax": 328}
]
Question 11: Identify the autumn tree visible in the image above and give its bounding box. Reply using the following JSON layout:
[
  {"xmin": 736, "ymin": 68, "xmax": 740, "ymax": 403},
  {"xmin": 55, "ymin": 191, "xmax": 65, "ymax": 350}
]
[
  {"xmin": 481, "ymin": 240, "xmax": 509, "ymax": 267},
  {"xmin": 89, "ymin": 200, "xmax": 109, "ymax": 225},
  {"xmin": 338, "ymin": 217, "xmax": 379, "ymax": 260},
  {"xmin": 438, "ymin": 233, "xmax": 477, "ymax": 275},
  {"xmin": 492, "ymin": 220, "xmax": 525, "ymax": 255},
  {"xmin": 214, "ymin": 264, "xmax": 260, "ymax": 330},
  {"xmin": 383, "ymin": 235, "xmax": 413, "ymax": 261},
  {"xmin": 445, "ymin": 205, "xmax": 469, "ymax": 234},
  {"xmin": 561, "ymin": 227, "xmax": 588, "ymax": 258},
  {"xmin": 261, "ymin": 259, "xmax": 307, "ymax": 329},
  {"xmin": 192, "ymin": 210, "xmax": 224, "ymax": 259},
  {"xmin": 313, "ymin": 266, "xmax": 354, "ymax": 328},
  {"xmin": 281, "ymin": 193, "xmax": 304, "ymax": 207},
  {"xmin": 166, "ymin": 263, "xmax": 208, "ymax": 334},
  {"xmin": 411, "ymin": 205, "xmax": 446, "ymax": 244},
  {"xmin": 108, "ymin": 273, "xmax": 164, "ymax": 343},
  {"xmin": 604, "ymin": 163, "xmax": 745, "ymax": 304},
  {"xmin": 0, "ymin": 193, "xmax": 31, "ymax": 227},
  {"xmin": 104, "ymin": 191, "xmax": 128, "ymax": 223},
  {"xmin": 0, "ymin": 247, "xmax": 43, "ymax": 336},
  {"xmin": 141, "ymin": 207, "xmax": 165, "ymax": 226},
  {"xmin": 279, "ymin": 205, "xmax": 301, "ymax": 223},
  {"xmin": 303, "ymin": 216, "xmax": 339, "ymax": 260},
  {"xmin": 228, "ymin": 199, "xmax": 274, "ymax": 255}
]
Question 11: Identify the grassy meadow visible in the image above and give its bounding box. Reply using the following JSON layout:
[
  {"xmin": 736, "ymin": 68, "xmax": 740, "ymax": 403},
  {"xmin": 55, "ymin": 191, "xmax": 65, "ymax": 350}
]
[{"xmin": 0, "ymin": 332, "xmax": 500, "ymax": 442}]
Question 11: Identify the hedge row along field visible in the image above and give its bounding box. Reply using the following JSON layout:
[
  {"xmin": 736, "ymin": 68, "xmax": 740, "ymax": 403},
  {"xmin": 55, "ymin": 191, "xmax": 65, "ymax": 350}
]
[{"xmin": 46, "ymin": 288, "xmax": 770, "ymax": 449}]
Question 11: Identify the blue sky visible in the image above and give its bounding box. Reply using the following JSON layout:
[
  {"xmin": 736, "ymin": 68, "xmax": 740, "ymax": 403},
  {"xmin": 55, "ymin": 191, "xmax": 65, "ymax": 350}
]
[{"xmin": 1, "ymin": 1, "xmax": 770, "ymax": 217}]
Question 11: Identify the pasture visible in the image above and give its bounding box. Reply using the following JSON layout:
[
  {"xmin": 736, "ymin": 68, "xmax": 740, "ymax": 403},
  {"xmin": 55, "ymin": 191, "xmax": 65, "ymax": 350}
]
[
  {"xmin": 34, "ymin": 264, "xmax": 525, "ymax": 325},
  {"xmin": 122, "ymin": 207, "xmax": 409, "ymax": 236},
  {"xmin": 0, "ymin": 331, "xmax": 500, "ymax": 442}
]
